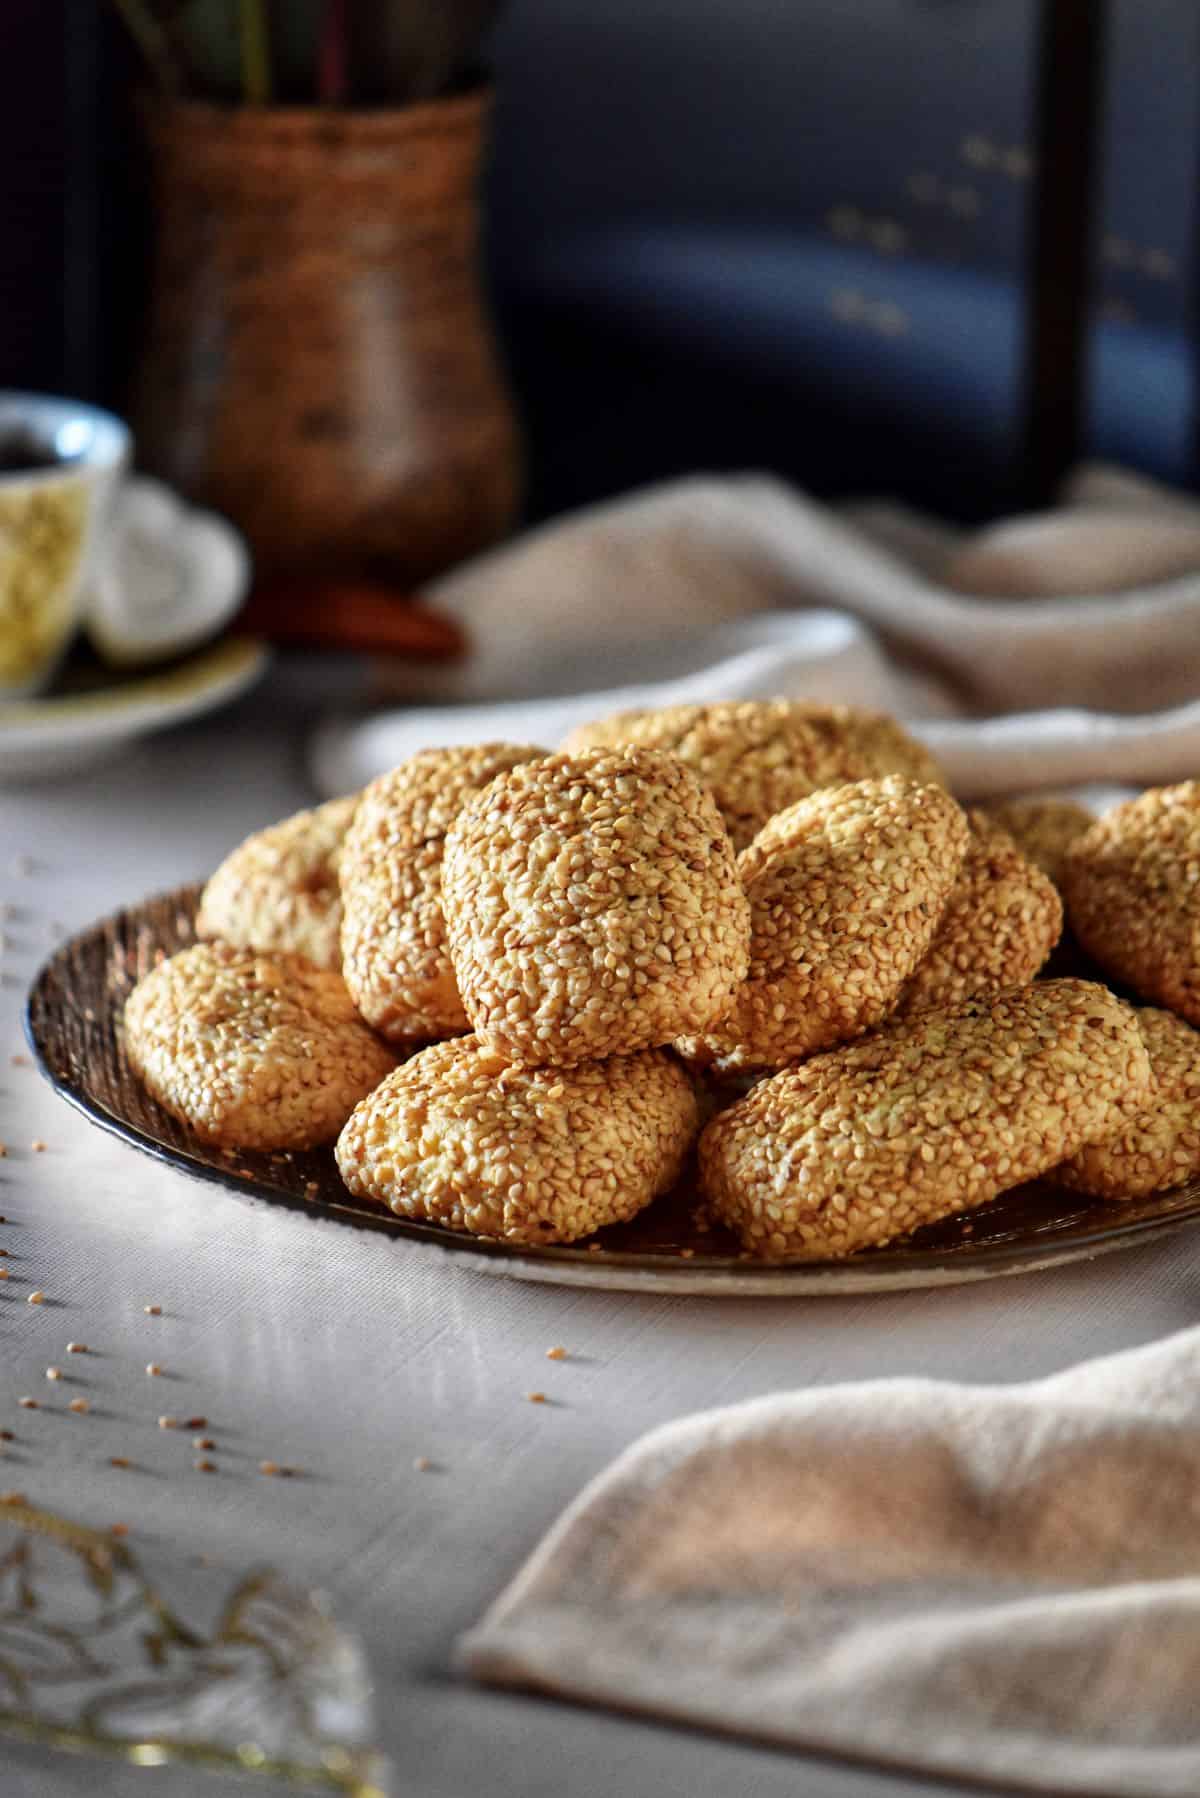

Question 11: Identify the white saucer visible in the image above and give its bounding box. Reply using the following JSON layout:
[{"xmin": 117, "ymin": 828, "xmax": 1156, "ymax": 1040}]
[{"xmin": 0, "ymin": 636, "xmax": 270, "ymax": 779}]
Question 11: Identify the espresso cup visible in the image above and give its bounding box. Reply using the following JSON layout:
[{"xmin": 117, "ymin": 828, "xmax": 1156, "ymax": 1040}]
[{"xmin": 0, "ymin": 393, "xmax": 131, "ymax": 696}]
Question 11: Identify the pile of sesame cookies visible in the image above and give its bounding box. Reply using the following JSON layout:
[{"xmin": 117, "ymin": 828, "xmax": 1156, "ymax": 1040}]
[{"xmin": 122, "ymin": 701, "xmax": 1200, "ymax": 1263}]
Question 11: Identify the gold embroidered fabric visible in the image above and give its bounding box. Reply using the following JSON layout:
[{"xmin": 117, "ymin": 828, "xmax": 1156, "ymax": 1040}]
[{"xmin": 0, "ymin": 1502, "xmax": 384, "ymax": 1794}]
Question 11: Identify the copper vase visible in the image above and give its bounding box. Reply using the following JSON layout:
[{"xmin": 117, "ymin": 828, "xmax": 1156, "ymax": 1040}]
[{"xmin": 132, "ymin": 92, "xmax": 521, "ymax": 583}]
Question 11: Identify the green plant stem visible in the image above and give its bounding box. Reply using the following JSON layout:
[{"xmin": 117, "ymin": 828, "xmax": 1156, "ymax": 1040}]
[
  {"xmin": 110, "ymin": 0, "xmax": 182, "ymax": 93},
  {"xmin": 238, "ymin": 0, "xmax": 274, "ymax": 104}
]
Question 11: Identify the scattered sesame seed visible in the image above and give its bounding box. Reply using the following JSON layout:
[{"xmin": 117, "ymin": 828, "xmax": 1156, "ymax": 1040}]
[
  {"xmin": 30, "ymin": 1140, "xmax": 46, "ymax": 1154},
  {"xmin": 66, "ymin": 1342, "xmax": 86, "ymax": 1354},
  {"xmin": 193, "ymin": 1436, "xmax": 214, "ymax": 1451},
  {"xmin": 0, "ymin": 1248, "xmax": 7, "ymax": 1256},
  {"xmin": 157, "ymin": 1416, "xmax": 179, "ymax": 1430},
  {"xmin": 0, "ymin": 1145, "xmax": 7, "ymax": 1158},
  {"xmin": 1, "ymin": 1491, "xmax": 27, "ymax": 1505},
  {"xmin": 68, "ymin": 1397, "xmax": 89, "ymax": 1414},
  {"xmin": 0, "ymin": 1269, "xmax": 8, "ymax": 1280},
  {"xmin": 143, "ymin": 1304, "xmax": 162, "ymax": 1316},
  {"xmin": 110, "ymin": 1523, "xmax": 129, "ymax": 1538},
  {"xmin": 17, "ymin": 1397, "xmax": 37, "ymax": 1410},
  {"xmin": 27, "ymin": 1290, "xmax": 44, "ymax": 1305},
  {"xmin": 258, "ymin": 1460, "xmax": 281, "ymax": 1476},
  {"xmin": 679, "ymin": 1247, "xmax": 695, "ymax": 1259},
  {"xmin": 9, "ymin": 1056, "xmax": 27, "ymax": 1068},
  {"xmin": 526, "ymin": 1391, "xmax": 547, "ymax": 1404},
  {"xmin": 45, "ymin": 1367, "xmax": 61, "ymax": 1381},
  {"xmin": 0, "ymin": 1429, "xmax": 12, "ymax": 1441},
  {"xmin": 185, "ymin": 1416, "xmax": 207, "ymax": 1430},
  {"xmin": 194, "ymin": 1459, "xmax": 216, "ymax": 1473},
  {"xmin": 145, "ymin": 1363, "xmax": 162, "ymax": 1377},
  {"xmin": 413, "ymin": 1456, "xmax": 433, "ymax": 1472},
  {"xmin": 109, "ymin": 1457, "xmax": 131, "ymax": 1469},
  {"xmin": 545, "ymin": 1346, "xmax": 567, "ymax": 1360}
]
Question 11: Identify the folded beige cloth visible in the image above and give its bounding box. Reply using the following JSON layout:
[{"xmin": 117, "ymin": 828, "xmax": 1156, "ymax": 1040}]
[
  {"xmin": 310, "ymin": 463, "xmax": 1200, "ymax": 802},
  {"xmin": 460, "ymin": 1326, "xmax": 1200, "ymax": 1796}
]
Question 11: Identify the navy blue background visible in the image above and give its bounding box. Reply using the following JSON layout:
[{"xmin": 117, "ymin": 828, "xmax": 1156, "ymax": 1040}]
[{"xmin": 2, "ymin": 2, "xmax": 1194, "ymax": 524}]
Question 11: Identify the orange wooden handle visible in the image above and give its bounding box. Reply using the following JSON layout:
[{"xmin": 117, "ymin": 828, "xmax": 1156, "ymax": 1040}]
[{"xmin": 238, "ymin": 581, "xmax": 465, "ymax": 659}]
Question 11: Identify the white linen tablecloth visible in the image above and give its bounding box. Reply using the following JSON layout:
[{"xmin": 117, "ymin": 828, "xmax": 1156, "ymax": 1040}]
[{"xmin": 6, "ymin": 661, "xmax": 1200, "ymax": 1798}]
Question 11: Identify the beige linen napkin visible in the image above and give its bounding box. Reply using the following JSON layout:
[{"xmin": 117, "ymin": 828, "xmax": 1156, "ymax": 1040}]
[
  {"xmin": 310, "ymin": 464, "xmax": 1200, "ymax": 802},
  {"xmin": 460, "ymin": 1326, "xmax": 1200, "ymax": 1796}
]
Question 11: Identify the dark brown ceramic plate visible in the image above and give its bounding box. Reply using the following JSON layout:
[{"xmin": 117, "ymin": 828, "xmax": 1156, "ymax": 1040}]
[{"xmin": 24, "ymin": 886, "xmax": 1200, "ymax": 1295}]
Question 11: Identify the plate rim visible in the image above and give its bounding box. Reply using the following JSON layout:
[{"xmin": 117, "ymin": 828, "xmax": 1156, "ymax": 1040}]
[{"xmin": 0, "ymin": 637, "xmax": 270, "ymax": 745}]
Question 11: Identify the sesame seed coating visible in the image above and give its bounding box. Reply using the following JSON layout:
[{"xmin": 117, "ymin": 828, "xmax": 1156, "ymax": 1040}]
[
  {"xmin": 336, "ymin": 1035, "xmax": 700, "ymax": 1243},
  {"xmin": 339, "ymin": 744, "xmax": 547, "ymax": 1043},
  {"xmin": 1051, "ymin": 1007, "xmax": 1200, "ymax": 1200},
  {"xmin": 560, "ymin": 701, "xmax": 943, "ymax": 851},
  {"xmin": 699, "ymin": 980, "xmax": 1152, "ymax": 1259},
  {"xmin": 895, "ymin": 811, "xmax": 1062, "ymax": 1019},
  {"xmin": 124, "ymin": 942, "xmax": 397, "ymax": 1150},
  {"xmin": 980, "ymin": 796, "xmax": 1095, "ymax": 888},
  {"xmin": 443, "ymin": 748, "xmax": 751, "ymax": 1065},
  {"xmin": 196, "ymin": 796, "xmax": 358, "ymax": 971},
  {"xmin": 678, "ymin": 777, "xmax": 969, "ymax": 1076},
  {"xmin": 1062, "ymin": 783, "xmax": 1200, "ymax": 1023}
]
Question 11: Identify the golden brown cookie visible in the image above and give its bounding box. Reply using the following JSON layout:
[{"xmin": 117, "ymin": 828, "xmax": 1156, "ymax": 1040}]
[
  {"xmin": 339, "ymin": 743, "xmax": 546, "ymax": 1044},
  {"xmin": 336, "ymin": 1037, "xmax": 700, "ymax": 1243},
  {"xmin": 1062, "ymin": 783, "xmax": 1200, "ymax": 1023},
  {"xmin": 699, "ymin": 980, "xmax": 1151, "ymax": 1259},
  {"xmin": 894, "ymin": 811, "xmax": 1062, "ymax": 1019},
  {"xmin": 442, "ymin": 747, "xmax": 751, "ymax": 1066},
  {"xmin": 124, "ymin": 942, "xmax": 397, "ymax": 1150},
  {"xmin": 195, "ymin": 796, "xmax": 358, "ymax": 971},
  {"xmin": 1050, "ymin": 1007, "xmax": 1200, "ymax": 1200},
  {"xmin": 677, "ymin": 776, "xmax": 969, "ymax": 1075},
  {"xmin": 979, "ymin": 796, "xmax": 1094, "ymax": 888},
  {"xmin": 560, "ymin": 700, "xmax": 942, "ymax": 850}
]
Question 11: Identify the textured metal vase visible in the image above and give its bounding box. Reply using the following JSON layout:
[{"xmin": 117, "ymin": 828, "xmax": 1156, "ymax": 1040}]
[{"xmin": 132, "ymin": 92, "xmax": 521, "ymax": 582}]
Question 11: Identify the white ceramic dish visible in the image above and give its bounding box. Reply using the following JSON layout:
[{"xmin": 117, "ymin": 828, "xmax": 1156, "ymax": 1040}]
[
  {"xmin": 0, "ymin": 636, "xmax": 270, "ymax": 779},
  {"xmin": 86, "ymin": 475, "xmax": 252, "ymax": 666}
]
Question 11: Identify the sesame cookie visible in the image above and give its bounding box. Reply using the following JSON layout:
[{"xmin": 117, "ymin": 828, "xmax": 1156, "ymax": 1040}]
[
  {"xmin": 699, "ymin": 980, "xmax": 1151, "ymax": 1259},
  {"xmin": 1062, "ymin": 782, "xmax": 1200, "ymax": 1023},
  {"xmin": 442, "ymin": 748, "xmax": 751, "ymax": 1065},
  {"xmin": 124, "ymin": 942, "xmax": 397, "ymax": 1150},
  {"xmin": 339, "ymin": 743, "xmax": 546, "ymax": 1043},
  {"xmin": 195, "ymin": 796, "xmax": 358, "ymax": 971},
  {"xmin": 336, "ymin": 1036, "xmax": 700, "ymax": 1243},
  {"xmin": 979, "ymin": 796, "xmax": 1094, "ymax": 888},
  {"xmin": 894, "ymin": 811, "xmax": 1062, "ymax": 1019},
  {"xmin": 561, "ymin": 701, "xmax": 942, "ymax": 851},
  {"xmin": 1051, "ymin": 1008, "xmax": 1200, "ymax": 1200},
  {"xmin": 677, "ymin": 776, "xmax": 969, "ymax": 1075}
]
